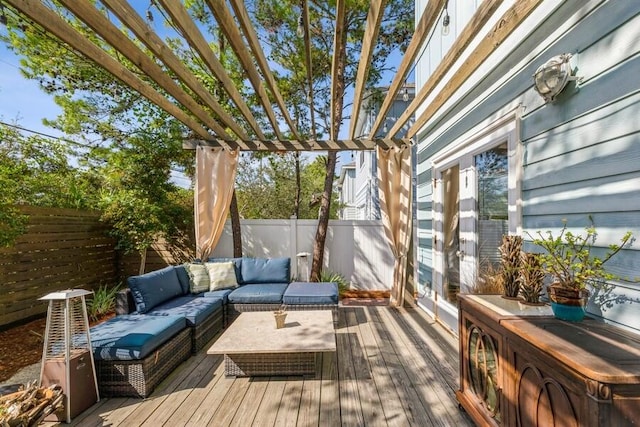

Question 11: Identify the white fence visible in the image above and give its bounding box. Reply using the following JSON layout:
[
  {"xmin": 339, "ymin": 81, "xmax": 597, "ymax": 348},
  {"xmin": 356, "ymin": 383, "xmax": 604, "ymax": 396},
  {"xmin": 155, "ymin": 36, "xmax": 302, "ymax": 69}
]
[{"xmin": 210, "ymin": 219, "xmax": 394, "ymax": 290}]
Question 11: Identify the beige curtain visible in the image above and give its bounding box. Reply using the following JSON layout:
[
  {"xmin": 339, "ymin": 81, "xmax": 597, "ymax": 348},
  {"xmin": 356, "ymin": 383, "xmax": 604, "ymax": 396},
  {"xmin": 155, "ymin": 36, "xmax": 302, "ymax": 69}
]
[
  {"xmin": 377, "ymin": 145, "xmax": 413, "ymax": 307},
  {"xmin": 195, "ymin": 147, "xmax": 239, "ymax": 261}
]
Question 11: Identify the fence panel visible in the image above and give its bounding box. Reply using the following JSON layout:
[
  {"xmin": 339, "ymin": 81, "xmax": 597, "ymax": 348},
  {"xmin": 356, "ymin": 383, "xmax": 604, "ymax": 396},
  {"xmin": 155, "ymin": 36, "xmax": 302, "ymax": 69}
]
[
  {"xmin": 211, "ymin": 219, "xmax": 393, "ymax": 290},
  {"xmin": 0, "ymin": 206, "xmax": 118, "ymax": 328}
]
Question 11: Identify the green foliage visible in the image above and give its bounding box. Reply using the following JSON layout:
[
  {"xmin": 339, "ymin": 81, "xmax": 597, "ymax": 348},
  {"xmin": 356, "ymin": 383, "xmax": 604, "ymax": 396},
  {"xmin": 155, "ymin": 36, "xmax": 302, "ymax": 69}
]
[
  {"xmin": 319, "ymin": 269, "xmax": 350, "ymax": 296},
  {"xmin": 87, "ymin": 284, "xmax": 122, "ymax": 323},
  {"xmin": 235, "ymin": 153, "xmax": 339, "ymax": 219},
  {"xmin": 529, "ymin": 220, "xmax": 633, "ymax": 290}
]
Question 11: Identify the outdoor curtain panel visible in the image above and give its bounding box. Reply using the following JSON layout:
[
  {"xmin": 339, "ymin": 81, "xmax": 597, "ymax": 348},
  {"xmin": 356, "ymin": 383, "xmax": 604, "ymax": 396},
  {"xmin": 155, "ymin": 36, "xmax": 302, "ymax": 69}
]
[
  {"xmin": 377, "ymin": 145, "xmax": 413, "ymax": 307},
  {"xmin": 195, "ymin": 147, "xmax": 239, "ymax": 261}
]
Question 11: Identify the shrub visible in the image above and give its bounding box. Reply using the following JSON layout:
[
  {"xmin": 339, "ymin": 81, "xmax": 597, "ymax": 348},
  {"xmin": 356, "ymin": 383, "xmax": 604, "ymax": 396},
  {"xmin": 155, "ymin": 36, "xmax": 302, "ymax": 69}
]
[
  {"xmin": 87, "ymin": 284, "xmax": 121, "ymax": 323},
  {"xmin": 319, "ymin": 269, "xmax": 350, "ymax": 296}
]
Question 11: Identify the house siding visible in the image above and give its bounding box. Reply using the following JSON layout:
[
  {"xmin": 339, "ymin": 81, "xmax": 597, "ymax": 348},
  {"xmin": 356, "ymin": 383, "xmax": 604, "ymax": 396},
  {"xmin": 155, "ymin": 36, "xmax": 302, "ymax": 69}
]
[{"xmin": 415, "ymin": 0, "xmax": 640, "ymax": 332}]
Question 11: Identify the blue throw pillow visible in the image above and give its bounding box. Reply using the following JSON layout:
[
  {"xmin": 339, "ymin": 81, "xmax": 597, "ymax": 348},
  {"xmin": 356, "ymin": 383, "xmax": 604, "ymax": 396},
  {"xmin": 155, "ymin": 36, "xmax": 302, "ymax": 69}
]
[
  {"xmin": 240, "ymin": 257, "xmax": 290, "ymax": 284},
  {"xmin": 127, "ymin": 266, "xmax": 184, "ymax": 313}
]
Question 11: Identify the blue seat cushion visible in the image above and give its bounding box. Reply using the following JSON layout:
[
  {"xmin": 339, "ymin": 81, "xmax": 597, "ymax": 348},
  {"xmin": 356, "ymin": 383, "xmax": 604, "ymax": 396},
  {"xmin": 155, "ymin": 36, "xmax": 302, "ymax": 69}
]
[
  {"xmin": 146, "ymin": 296, "xmax": 223, "ymax": 327},
  {"xmin": 227, "ymin": 283, "xmax": 288, "ymax": 304},
  {"xmin": 90, "ymin": 315, "xmax": 186, "ymax": 361},
  {"xmin": 284, "ymin": 282, "xmax": 339, "ymax": 305},
  {"xmin": 127, "ymin": 266, "xmax": 185, "ymax": 313},
  {"xmin": 240, "ymin": 257, "xmax": 290, "ymax": 284},
  {"xmin": 206, "ymin": 257, "xmax": 243, "ymax": 283},
  {"xmin": 201, "ymin": 288, "xmax": 234, "ymax": 304}
]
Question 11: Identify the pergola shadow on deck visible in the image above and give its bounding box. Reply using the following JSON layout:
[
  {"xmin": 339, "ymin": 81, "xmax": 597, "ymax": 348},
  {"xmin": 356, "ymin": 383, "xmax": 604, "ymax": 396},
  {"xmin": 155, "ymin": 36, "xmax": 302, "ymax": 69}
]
[{"xmin": 50, "ymin": 306, "xmax": 472, "ymax": 426}]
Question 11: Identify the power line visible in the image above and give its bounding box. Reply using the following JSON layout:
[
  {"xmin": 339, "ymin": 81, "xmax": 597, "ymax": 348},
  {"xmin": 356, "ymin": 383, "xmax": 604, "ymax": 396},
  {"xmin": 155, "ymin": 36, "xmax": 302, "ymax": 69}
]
[{"xmin": 0, "ymin": 120, "xmax": 98, "ymax": 149}]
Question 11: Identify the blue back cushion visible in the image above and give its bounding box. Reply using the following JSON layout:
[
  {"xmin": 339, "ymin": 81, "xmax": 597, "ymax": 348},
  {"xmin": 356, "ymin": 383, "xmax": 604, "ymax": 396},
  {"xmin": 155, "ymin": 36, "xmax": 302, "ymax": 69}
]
[
  {"xmin": 174, "ymin": 264, "xmax": 191, "ymax": 294},
  {"xmin": 127, "ymin": 266, "xmax": 185, "ymax": 314},
  {"xmin": 240, "ymin": 257, "xmax": 290, "ymax": 284}
]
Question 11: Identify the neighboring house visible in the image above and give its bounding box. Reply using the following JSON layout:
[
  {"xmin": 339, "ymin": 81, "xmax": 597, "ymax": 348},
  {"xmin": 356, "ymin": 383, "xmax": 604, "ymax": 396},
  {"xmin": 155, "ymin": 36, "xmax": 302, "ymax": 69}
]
[
  {"xmin": 336, "ymin": 162, "xmax": 357, "ymax": 220},
  {"xmin": 413, "ymin": 0, "xmax": 640, "ymax": 333},
  {"xmin": 346, "ymin": 84, "xmax": 416, "ymax": 220}
]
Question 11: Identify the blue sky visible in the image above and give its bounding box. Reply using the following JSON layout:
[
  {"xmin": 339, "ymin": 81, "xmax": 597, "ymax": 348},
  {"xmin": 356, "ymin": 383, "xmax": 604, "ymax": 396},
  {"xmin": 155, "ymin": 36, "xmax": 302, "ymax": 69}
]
[{"xmin": 0, "ymin": 43, "xmax": 64, "ymax": 139}]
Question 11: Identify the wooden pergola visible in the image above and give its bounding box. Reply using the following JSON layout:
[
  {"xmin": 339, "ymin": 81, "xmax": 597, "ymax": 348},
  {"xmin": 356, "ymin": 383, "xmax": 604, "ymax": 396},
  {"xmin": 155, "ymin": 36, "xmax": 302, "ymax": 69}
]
[{"xmin": 4, "ymin": 0, "xmax": 540, "ymax": 152}]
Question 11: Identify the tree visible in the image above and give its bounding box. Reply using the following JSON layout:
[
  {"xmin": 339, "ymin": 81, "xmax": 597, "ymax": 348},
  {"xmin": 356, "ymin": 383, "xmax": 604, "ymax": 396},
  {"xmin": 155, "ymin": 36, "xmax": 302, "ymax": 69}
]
[
  {"xmin": 0, "ymin": 123, "xmax": 101, "ymax": 246},
  {"xmin": 254, "ymin": 0, "xmax": 413, "ymax": 279}
]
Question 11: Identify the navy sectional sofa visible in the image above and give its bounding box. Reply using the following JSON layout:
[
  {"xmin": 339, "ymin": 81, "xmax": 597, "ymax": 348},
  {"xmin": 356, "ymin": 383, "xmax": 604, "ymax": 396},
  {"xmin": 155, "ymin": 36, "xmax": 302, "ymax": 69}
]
[{"xmin": 93, "ymin": 257, "xmax": 338, "ymax": 397}]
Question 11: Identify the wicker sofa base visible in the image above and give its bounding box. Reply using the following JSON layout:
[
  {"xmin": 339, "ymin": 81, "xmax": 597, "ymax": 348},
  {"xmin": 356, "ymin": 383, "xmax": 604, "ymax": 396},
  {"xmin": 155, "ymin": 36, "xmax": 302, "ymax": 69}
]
[
  {"xmin": 224, "ymin": 352, "xmax": 318, "ymax": 377},
  {"xmin": 95, "ymin": 328, "xmax": 191, "ymax": 398},
  {"xmin": 192, "ymin": 306, "xmax": 224, "ymax": 353}
]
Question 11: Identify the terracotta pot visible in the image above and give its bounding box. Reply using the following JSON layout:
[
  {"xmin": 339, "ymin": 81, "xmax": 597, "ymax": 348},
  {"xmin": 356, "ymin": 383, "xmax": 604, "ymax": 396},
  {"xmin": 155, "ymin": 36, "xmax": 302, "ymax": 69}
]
[{"xmin": 547, "ymin": 284, "xmax": 588, "ymax": 321}]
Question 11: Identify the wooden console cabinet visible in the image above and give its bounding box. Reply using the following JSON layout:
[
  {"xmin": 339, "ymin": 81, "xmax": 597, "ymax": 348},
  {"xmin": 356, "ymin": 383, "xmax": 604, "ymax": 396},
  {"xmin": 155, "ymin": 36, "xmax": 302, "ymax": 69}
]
[{"xmin": 457, "ymin": 294, "xmax": 640, "ymax": 426}]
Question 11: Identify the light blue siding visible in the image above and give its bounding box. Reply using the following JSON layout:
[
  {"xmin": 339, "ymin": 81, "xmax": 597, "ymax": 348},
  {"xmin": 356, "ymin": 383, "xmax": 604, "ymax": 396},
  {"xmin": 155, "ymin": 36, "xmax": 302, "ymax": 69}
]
[{"xmin": 415, "ymin": 0, "xmax": 640, "ymax": 332}]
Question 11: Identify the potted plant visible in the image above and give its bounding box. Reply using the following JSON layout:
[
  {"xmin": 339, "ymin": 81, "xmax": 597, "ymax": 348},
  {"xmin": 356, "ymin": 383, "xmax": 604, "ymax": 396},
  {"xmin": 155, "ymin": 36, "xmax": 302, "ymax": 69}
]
[
  {"xmin": 499, "ymin": 235, "xmax": 523, "ymax": 299},
  {"xmin": 530, "ymin": 221, "xmax": 633, "ymax": 321},
  {"xmin": 518, "ymin": 252, "xmax": 546, "ymax": 305}
]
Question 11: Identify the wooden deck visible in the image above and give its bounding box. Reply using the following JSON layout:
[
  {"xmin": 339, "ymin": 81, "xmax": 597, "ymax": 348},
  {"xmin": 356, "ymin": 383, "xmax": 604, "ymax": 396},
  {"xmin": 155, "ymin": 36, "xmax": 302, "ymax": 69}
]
[{"xmin": 53, "ymin": 306, "xmax": 473, "ymax": 426}]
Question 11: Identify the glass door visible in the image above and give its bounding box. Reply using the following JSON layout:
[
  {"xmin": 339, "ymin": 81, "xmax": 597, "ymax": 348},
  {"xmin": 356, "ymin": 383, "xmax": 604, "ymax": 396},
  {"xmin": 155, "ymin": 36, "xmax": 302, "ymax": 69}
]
[
  {"xmin": 476, "ymin": 145, "xmax": 509, "ymax": 281},
  {"xmin": 442, "ymin": 165, "xmax": 460, "ymax": 304}
]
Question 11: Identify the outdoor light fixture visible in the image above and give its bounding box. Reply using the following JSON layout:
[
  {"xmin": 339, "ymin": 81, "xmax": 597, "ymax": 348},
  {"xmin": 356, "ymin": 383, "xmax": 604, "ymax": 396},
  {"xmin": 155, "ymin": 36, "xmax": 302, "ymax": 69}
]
[
  {"xmin": 441, "ymin": 2, "xmax": 450, "ymax": 36},
  {"xmin": 383, "ymin": 121, "xmax": 388, "ymax": 133},
  {"xmin": 533, "ymin": 53, "xmax": 581, "ymax": 102},
  {"xmin": 402, "ymin": 87, "xmax": 409, "ymax": 102}
]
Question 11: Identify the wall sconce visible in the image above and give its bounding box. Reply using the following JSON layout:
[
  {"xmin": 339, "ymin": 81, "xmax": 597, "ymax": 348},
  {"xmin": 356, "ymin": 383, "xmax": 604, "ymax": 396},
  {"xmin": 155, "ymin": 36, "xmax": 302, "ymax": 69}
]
[{"xmin": 533, "ymin": 53, "xmax": 581, "ymax": 102}]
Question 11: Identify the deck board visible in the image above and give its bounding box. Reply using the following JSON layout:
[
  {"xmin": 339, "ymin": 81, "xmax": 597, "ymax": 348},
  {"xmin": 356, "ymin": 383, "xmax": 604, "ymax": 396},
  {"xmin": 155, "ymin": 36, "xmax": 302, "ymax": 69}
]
[{"xmin": 50, "ymin": 306, "xmax": 473, "ymax": 426}]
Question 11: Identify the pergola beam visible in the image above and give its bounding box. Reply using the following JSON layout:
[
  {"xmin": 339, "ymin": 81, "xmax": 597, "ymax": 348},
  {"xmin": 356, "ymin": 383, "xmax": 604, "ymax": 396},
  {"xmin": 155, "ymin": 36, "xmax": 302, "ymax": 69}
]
[
  {"xmin": 101, "ymin": 0, "xmax": 250, "ymax": 141},
  {"xmin": 388, "ymin": 0, "xmax": 504, "ymax": 137},
  {"xmin": 57, "ymin": 0, "xmax": 231, "ymax": 138},
  {"xmin": 229, "ymin": 0, "xmax": 301, "ymax": 140},
  {"xmin": 348, "ymin": 0, "xmax": 388, "ymax": 140},
  {"xmin": 184, "ymin": 138, "xmax": 410, "ymax": 152},
  {"xmin": 369, "ymin": 0, "xmax": 446, "ymax": 137},
  {"xmin": 155, "ymin": 0, "xmax": 266, "ymax": 140},
  {"xmin": 205, "ymin": 0, "xmax": 284, "ymax": 140},
  {"xmin": 4, "ymin": 0, "xmax": 213, "ymax": 140},
  {"xmin": 407, "ymin": 0, "xmax": 543, "ymax": 138}
]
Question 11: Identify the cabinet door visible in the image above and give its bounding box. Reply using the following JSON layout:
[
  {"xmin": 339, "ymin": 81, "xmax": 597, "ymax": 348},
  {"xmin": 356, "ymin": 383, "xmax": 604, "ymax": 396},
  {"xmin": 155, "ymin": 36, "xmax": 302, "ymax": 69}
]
[
  {"xmin": 458, "ymin": 308, "xmax": 504, "ymax": 426},
  {"xmin": 511, "ymin": 346, "xmax": 581, "ymax": 426}
]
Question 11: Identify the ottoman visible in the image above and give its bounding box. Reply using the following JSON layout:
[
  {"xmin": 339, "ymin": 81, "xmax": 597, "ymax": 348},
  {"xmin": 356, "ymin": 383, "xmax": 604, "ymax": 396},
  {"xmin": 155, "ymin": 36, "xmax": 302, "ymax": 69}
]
[{"xmin": 283, "ymin": 282, "xmax": 339, "ymax": 323}]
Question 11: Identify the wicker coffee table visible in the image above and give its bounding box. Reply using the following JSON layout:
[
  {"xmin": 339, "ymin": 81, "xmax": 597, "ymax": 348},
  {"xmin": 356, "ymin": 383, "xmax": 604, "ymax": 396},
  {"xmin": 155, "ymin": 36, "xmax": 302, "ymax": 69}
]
[{"xmin": 207, "ymin": 310, "xmax": 336, "ymax": 377}]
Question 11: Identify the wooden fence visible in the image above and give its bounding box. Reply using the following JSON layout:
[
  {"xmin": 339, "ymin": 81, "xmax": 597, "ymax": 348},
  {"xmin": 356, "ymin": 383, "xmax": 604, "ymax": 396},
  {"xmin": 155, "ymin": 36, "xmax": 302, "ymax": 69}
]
[{"xmin": 0, "ymin": 206, "xmax": 118, "ymax": 328}]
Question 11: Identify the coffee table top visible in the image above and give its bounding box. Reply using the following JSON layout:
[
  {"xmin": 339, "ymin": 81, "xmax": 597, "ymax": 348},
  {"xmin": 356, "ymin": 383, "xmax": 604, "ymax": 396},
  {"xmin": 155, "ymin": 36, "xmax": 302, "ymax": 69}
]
[{"xmin": 207, "ymin": 310, "xmax": 336, "ymax": 355}]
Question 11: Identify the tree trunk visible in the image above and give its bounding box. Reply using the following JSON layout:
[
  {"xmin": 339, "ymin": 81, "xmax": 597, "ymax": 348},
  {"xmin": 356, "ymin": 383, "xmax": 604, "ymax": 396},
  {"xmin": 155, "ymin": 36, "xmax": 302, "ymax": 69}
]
[
  {"xmin": 309, "ymin": 2, "xmax": 347, "ymax": 281},
  {"xmin": 138, "ymin": 247, "xmax": 147, "ymax": 275},
  {"xmin": 310, "ymin": 150, "xmax": 337, "ymax": 281},
  {"xmin": 230, "ymin": 189, "xmax": 242, "ymax": 257},
  {"xmin": 294, "ymin": 151, "xmax": 301, "ymax": 219}
]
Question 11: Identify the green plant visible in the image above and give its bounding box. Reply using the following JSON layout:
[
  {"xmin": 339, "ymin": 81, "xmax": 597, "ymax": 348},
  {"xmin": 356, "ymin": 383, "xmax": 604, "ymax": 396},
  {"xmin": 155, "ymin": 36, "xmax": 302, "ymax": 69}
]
[
  {"xmin": 87, "ymin": 284, "xmax": 121, "ymax": 323},
  {"xmin": 319, "ymin": 269, "xmax": 350, "ymax": 296},
  {"xmin": 529, "ymin": 220, "xmax": 633, "ymax": 291}
]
